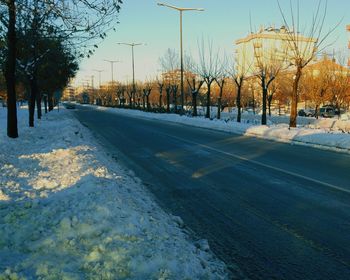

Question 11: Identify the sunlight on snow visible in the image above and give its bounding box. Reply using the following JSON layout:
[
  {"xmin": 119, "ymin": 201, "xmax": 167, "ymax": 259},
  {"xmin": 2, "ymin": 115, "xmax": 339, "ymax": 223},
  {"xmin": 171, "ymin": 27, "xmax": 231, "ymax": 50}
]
[{"xmin": 11, "ymin": 145, "xmax": 113, "ymax": 199}]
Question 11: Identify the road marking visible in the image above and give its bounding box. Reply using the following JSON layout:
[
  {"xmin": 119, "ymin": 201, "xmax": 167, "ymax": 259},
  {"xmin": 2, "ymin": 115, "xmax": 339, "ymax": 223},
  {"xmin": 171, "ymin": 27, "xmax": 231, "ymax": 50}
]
[{"xmin": 163, "ymin": 133, "xmax": 350, "ymax": 195}]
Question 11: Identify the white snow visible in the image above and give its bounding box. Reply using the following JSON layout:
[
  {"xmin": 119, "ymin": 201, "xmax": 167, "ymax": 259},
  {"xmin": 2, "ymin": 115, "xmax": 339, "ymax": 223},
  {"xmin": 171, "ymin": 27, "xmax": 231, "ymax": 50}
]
[
  {"xmin": 0, "ymin": 106, "xmax": 228, "ymax": 279},
  {"xmin": 89, "ymin": 106, "xmax": 350, "ymax": 153}
]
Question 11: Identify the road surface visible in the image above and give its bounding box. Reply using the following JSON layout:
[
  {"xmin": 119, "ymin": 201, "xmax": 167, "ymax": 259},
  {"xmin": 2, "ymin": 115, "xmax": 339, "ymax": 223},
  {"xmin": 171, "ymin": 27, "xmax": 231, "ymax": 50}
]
[{"xmin": 73, "ymin": 106, "xmax": 350, "ymax": 280}]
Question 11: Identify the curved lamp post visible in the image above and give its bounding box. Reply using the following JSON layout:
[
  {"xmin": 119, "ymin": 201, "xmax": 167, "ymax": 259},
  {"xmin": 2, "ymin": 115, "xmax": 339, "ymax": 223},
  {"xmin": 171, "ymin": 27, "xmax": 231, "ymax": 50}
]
[{"xmin": 157, "ymin": 2, "xmax": 204, "ymax": 112}]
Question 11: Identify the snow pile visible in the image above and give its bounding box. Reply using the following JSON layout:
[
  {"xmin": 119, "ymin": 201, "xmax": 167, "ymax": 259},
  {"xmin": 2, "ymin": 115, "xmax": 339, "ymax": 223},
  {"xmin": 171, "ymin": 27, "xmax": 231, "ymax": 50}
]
[
  {"xmin": 0, "ymin": 107, "xmax": 228, "ymax": 279},
  {"xmin": 91, "ymin": 106, "xmax": 350, "ymax": 153}
]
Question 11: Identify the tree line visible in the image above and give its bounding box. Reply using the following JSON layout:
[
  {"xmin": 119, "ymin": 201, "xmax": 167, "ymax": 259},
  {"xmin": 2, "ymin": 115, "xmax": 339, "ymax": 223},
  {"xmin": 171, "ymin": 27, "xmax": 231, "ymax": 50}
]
[
  {"xmin": 77, "ymin": 46, "xmax": 349, "ymax": 123},
  {"xmin": 76, "ymin": 1, "xmax": 347, "ymax": 126},
  {"xmin": 0, "ymin": 0, "xmax": 123, "ymax": 138}
]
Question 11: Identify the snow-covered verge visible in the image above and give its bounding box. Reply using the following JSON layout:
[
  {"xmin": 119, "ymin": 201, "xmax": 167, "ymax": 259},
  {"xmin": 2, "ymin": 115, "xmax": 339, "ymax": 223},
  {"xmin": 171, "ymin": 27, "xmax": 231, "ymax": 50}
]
[
  {"xmin": 0, "ymin": 107, "xmax": 228, "ymax": 280},
  {"xmin": 90, "ymin": 106, "xmax": 350, "ymax": 153}
]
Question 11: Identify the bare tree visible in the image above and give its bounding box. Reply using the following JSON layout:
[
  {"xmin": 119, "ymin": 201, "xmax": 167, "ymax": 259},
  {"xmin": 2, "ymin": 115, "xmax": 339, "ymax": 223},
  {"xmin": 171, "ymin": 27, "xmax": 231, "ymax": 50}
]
[
  {"xmin": 300, "ymin": 57, "xmax": 332, "ymax": 118},
  {"xmin": 165, "ymin": 82, "xmax": 171, "ymax": 113},
  {"xmin": 196, "ymin": 39, "xmax": 222, "ymax": 119},
  {"xmin": 214, "ymin": 76, "xmax": 226, "ymax": 120},
  {"xmin": 0, "ymin": 0, "xmax": 123, "ymax": 137},
  {"xmin": 116, "ymin": 84, "xmax": 126, "ymax": 106},
  {"xmin": 277, "ymin": 0, "xmax": 339, "ymax": 127},
  {"xmin": 329, "ymin": 55, "xmax": 350, "ymax": 117},
  {"xmin": 142, "ymin": 81, "xmax": 152, "ymax": 111},
  {"xmin": 2, "ymin": 0, "xmax": 17, "ymax": 137},
  {"xmin": 156, "ymin": 77, "xmax": 164, "ymax": 108},
  {"xmin": 159, "ymin": 48, "xmax": 180, "ymax": 113},
  {"xmin": 252, "ymin": 34, "xmax": 286, "ymax": 124},
  {"xmin": 187, "ymin": 77, "xmax": 204, "ymax": 117},
  {"xmin": 125, "ymin": 83, "xmax": 133, "ymax": 108},
  {"xmin": 229, "ymin": 51, "xmax": 250, "ymax": 122}
]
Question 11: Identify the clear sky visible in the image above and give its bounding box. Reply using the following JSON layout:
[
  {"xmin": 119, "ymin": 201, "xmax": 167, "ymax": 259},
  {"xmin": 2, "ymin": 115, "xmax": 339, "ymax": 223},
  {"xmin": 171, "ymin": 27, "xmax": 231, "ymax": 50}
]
[{"xmin": 74, "ymin": 0, "xmax": 350, "ymax": 87}]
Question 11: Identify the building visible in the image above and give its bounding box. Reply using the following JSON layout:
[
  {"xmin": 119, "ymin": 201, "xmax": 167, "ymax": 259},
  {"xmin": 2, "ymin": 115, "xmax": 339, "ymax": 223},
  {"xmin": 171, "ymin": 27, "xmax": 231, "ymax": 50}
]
[
  {"xmin": 63, "ymin": 85, "xmax": 76, "ymax": 101},
  {"xmin": 235, "ymin": 26, "xmax": 317, "ymax": 75}
]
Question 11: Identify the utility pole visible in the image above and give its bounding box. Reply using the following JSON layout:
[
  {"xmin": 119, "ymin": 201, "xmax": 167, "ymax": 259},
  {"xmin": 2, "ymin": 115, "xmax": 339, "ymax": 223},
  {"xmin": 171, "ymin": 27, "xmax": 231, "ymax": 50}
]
[
  {"xmin": 103, "ymin": 59, "xmax": 121, "ymax": 86},
  {"xmin": 157, "ymin": 2, "xmax": 204, "ymax": 112},
  {"xmin": 93, "ymin": 69, "xmax": 103, "ymax": 89},
  {"xmin": 117, "ymin": 42, "xmax": 144, "ymax": 107}
]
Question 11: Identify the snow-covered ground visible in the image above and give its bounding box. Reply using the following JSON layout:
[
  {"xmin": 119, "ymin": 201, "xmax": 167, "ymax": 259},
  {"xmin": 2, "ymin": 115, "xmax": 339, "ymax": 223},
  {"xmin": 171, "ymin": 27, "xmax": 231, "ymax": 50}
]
[
  {"xmin": 90, "ymin": 106, "xmax": 350, "ymax": 153},
  {"xmin": 0, "ymin": 107, "xmax": 228, "ymax": 279}
]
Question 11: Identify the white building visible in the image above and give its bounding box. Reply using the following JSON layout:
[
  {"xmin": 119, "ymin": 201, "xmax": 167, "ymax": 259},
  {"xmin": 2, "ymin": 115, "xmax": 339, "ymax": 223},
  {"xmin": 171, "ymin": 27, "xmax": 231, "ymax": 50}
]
[{"xmin": 235, "ymin": 26, "xmax": 317, "ymax": 75}]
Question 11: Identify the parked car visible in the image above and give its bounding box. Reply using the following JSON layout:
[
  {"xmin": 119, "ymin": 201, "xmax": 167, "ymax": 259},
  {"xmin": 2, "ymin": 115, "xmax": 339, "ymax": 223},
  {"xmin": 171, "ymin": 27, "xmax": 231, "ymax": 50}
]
[
  {"xmin": 298, "ymin": 108, "xmax": 315, "ymax": 117},
  {"xmin": 298, "ymin": 109, "xmax": 307, "ymax": 117},
  {"xmin": 319, "ymin": 106, "xmax": 335, "ymax": 118},
  {"xmin": 305, "ymin": 109, "xmax": 315, "ymax": 117},
  {"xmin": 65, "ymin": 103, "xmax": 76, "ymax": 109}
]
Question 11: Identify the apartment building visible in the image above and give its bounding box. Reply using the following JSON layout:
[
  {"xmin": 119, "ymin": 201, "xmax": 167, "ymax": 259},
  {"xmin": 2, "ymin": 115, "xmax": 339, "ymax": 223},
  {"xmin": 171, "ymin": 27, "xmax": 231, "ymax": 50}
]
[{"xmin": 235, "ymin": 26, "xmax": 317, "ymax": 75}]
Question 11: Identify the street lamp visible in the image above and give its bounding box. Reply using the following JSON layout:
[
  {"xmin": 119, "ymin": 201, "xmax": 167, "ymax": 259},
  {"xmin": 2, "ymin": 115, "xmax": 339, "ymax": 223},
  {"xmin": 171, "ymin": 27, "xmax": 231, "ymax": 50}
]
[
  {"xmin": 157, "ymin": 2, "xmax": 204, "ymax": 112},
  {"xmin": 117, "ymin": 42, "xmax": 144, "ymax": 97},
  {"xmin": 103, "ymin": 59, "xmax": 121, "ymax": 85},
  {"xmin": 93, "ymin": 69, "xmax": 103, "ymax": 89}
]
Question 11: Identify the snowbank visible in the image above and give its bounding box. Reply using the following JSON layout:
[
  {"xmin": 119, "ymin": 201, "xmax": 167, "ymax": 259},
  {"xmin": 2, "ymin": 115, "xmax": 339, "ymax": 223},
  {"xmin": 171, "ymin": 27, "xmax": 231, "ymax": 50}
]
[
  {"xmin": 0, "ymin": 107, "xmax": 228, "ymax": 279},
  {"xmin": 89, "ymin": 106, "xmax": 350, "ymax": 153}
]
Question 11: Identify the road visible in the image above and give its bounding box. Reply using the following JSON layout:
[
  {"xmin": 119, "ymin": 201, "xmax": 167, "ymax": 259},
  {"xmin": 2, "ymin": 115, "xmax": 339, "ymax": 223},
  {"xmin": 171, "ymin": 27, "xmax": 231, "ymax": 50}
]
[{"xmin": 73, "ymin": 106, "xmax": 350, "ymax": 280}]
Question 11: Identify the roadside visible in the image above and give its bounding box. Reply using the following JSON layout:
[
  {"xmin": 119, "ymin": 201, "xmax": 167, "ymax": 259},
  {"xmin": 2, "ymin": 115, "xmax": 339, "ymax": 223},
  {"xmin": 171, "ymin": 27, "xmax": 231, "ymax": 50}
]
[
  {"xmin": 88, "ymin": 105, "xmax": 350, "ymax": 154},
  {"xmin": 0, "ymin": 107, "xmax": 229, "ymax": 279}
]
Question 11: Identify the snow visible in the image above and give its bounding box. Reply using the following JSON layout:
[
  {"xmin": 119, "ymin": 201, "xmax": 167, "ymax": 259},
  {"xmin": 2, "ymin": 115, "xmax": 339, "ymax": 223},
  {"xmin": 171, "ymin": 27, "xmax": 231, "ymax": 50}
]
[
  {"xmin": 0, "ymin": 106, "xmax": 228, "ymax": 279},
  {"xmin": 89, "ymin": 106, "xmax": 350, "ymax": 153}
]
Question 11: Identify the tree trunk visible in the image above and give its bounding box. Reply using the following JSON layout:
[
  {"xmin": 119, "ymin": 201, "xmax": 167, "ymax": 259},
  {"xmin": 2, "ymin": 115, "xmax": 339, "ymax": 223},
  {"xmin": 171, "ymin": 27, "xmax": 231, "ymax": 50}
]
[
  {"xmin": 146, "ymin": 95, "xmax": 150, "ymax": 111},
  {"xmin": 173, "ymin": 87, "xmax": 177, "ymax": 113},
  {"xmin": 289, "ymin": 67, "xmax": 302, "ymax": 127},
  {"xmin": 36, "ymin": 92, "xmax": 42, "ymax": 119},
  {"xmin": 159, "ymin": 94, "xmax": 162, "ymax": 108},
  {"xmin": 29, "ymin": 79, "xmax": 37, "ymax": 127},
  {"xmin": 48, "ymin": 92, "xmax": 54, "ymax": 111},
  {"xmin": 217, "ymin": 97, "xmax": 221, "ymax": 120},
  {"xmin": 205, "ymin": 83, "xmax": 211, "ymax": 119},
  {"xmin": 5, "ymin": 0, "xmax": 18, "ymax": 138},
  {"xmin": 315, "ymin": 104, "xmax": 319, "ymax": 119},
  {"xmin": 166, "ymin": 88, "xmax": 170, "ymax": 113},
  {"xmin": 268, "ymin": 95, "xmax": 273, "ymax": 116},
  {"xmin": 261, "ymin": 79, "xmax": 267, "ymax": 125},
  {"xmin": 44, "ymin": 95, "xmax": 48, "ymax": 113},
  {"xmin": 192, "ymin": 91, "xmax": 197, "ymax": 117},
  {"xmin": 236, "ymin": 85, "xmax": 242, "ymax": 123}
]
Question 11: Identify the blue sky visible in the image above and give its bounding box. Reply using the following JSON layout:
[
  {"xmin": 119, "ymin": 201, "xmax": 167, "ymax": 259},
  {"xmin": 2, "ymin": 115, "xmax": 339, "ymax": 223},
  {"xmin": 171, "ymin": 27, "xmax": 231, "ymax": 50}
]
[{"xmin": 74, "ymin": 0, "xmax": 350, "ymax": 87}]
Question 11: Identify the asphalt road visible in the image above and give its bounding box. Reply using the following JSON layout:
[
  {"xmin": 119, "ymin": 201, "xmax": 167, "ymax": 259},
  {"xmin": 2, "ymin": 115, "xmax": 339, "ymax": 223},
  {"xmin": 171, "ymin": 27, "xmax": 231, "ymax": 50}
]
[{"xmin": 73, "ymin": 106, "xmax": 350, "ymax": 280}]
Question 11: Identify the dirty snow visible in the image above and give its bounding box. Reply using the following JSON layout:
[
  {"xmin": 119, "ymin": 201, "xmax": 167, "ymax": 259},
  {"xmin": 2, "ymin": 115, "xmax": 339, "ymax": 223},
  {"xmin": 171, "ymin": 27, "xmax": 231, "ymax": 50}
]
[{"xmin": 0, "ymin": 106, "xmax": 228, "ymax": 279}]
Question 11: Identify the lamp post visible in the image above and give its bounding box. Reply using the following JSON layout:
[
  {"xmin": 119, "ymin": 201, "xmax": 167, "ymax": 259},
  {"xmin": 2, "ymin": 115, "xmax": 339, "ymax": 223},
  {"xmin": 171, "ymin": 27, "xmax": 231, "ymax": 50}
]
[
  {"xmin": 157, "ymin": 2, "xmax": 204, "ymax": 112},
  {"xmin": 117, "ymin": 42, "xmax": 144, "ymax": 97},
  {"xmin": 103, "ymin": 59, "xmax": 121, "ymax": 86},
  {"xmin": 93, "ymin": 69, "xmax": 103, "ymax": 89}
]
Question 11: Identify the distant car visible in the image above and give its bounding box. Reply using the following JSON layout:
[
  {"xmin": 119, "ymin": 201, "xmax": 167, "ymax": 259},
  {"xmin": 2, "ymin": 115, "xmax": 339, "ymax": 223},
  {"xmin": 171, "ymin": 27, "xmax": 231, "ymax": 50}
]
[
  {"xmin": 65, "ymin": 103, "xmax": 76, "ymax": 109},
  {"xmin": 304, "ymin": 109, "xmax": 315, "ymax": 117},
  {"xmin": 319, "ymin": 106, "xmax": 335, "ymax": 118},
  {"xmin": 298, "ymin": 109, "xmax": 307, "ymax": 117},
  {"xmin": 298, "ymin": 108, "xmax": 315, "ymax": 117}
]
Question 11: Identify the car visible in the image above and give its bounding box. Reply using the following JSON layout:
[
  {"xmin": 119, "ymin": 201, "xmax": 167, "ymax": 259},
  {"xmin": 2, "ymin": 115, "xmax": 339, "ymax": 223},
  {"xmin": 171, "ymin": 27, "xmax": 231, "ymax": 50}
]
[
  {"xmin": 319, "ymin": 106, "xmax": 335, "ymax": 118},
  {"xmin": 304, "ymin": 109, "xmax": 315, "ymax": 117},
  {"xmin": 298, "ymin": 109, "xmax": 307, "ymax": 116},
  {"xmin": 298, "ymin": 108, "xmax": 315, "ymax": 117},
  {"xmin": 65, "ymin": 103, "xmax": 76, "ymax": 109}
]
